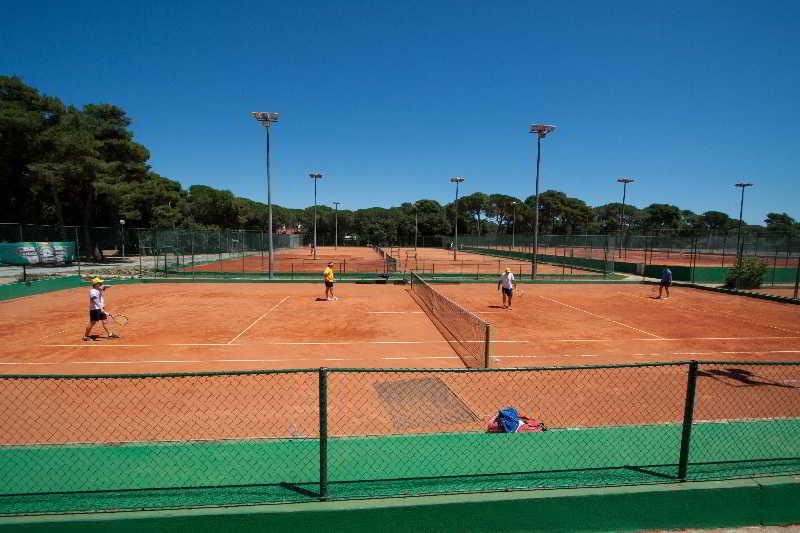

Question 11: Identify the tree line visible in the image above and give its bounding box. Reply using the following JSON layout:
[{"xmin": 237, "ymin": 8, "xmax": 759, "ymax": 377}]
[{"xmin": 2, "ymin": 75, "xmax": 798, "ymax": 250}]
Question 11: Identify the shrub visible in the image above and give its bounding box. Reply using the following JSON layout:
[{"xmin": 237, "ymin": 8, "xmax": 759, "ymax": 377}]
[{"xmin": 725, "ymin": 257, "xmax": 768, "ymax": 289}]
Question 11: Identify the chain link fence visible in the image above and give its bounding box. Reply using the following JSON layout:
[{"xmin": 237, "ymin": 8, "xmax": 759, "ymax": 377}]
[{"xmin": 1, "ymin": 361, "xmax": 798, "ymax": 514}]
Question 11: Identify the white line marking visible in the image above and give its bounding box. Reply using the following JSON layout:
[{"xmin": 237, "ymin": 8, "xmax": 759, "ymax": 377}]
[
  {"xmin": 538, "ymin": 295, "xmax": 664, "ymax": 339},
  {"xmin": 0, "ymin": 355, "xmax": 467, "ymax": 366},
  {"xmin": 227, "ymin": 296, "xmax": 290, "ymax": 344},
  {"xmin": 43, "ymin": 339, "xmax": 533, "ymax": 347},
  {"xmin": 367, "ymin": 311, "xmax": 424, "ymax": 314},
  {"xmin": 42, "ymin": 336, "xmax": 800, "ymax": 348},
  {"xmin": 616, "ymin": 291, "xmax": 800, "ymax": 335}
]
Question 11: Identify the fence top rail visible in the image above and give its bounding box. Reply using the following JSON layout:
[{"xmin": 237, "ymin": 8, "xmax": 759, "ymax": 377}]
[
  {"xmin": 0, "ymin": 368, "xmax": 320, "ymax": 380},
  {"xmin": 2, "ymin": 360, "xmax": 797, "ymax": 380},
  {"xmin": 697, "ymin": 360, "xmax": 800, "ymax": 366}
]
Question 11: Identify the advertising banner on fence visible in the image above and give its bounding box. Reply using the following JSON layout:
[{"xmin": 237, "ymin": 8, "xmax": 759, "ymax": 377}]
[{"xmin": 0, "ymin": 242, "xmax": 76, "ymax": 265}]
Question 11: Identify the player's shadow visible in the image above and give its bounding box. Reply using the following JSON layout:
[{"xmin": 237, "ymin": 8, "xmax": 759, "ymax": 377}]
[
  {"xmin": 697, "ymin": 367, "xmax": 797, "ymax": 389},
  {"xmin": 488, "ymin": 305, "xmax": 506, "ymax": 309}
]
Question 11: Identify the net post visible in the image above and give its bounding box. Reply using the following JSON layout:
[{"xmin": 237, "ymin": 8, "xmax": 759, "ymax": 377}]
[
  {"xmin": 138, "ymin": 232, "xmax": 143, "ymax": 278},
  {"xmin": 75, "ymin": 226, "xmax": 82, "ymax": 278},
  {"xmin": 793, "ymin": 255, "xmax": 800, "ymax": 300},
  {"xmin": 318, "ymin": 367, "xmax": 329, "ymax": 501},
  {"xmin": 484, "ymin": 323, "xmax": 492, "ymax": 368},
  {"xmin": 678, "ymin": 360, "xmax": 699, "ymax": 479}
]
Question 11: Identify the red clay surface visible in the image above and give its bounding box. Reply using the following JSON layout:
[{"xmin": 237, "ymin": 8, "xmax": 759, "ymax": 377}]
[
  {"xmin": 2, "ymin": 282, "xmax": 799, "ymax": 443},
  {"xmin": 190, "ymin": 246, "xmax": 388, "ymax": 274},
  {"xmin": 498, "ymin": 245, "xmax": 800, "ymax": 268},
  {"xmin": 391, "ymin": 247, "xmax": 596, "ymax": 275},
  {"xmin": 0, "ymin": 282, "xmax": 798, "ymax": 375},
  {"xmin": 187, "ymin": 246, "xmax": 597, "ymax": 276}
]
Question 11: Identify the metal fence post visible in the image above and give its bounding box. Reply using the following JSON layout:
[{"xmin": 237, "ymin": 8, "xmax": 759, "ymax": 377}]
[
  {"xmin": 678, "ymin": 360, "xmax": 699, "ymax": 479},
  {"xmin": 319, "ymin": 367, "xmax": 329, "ymax": 501},
  {"xmin": 793, "ymin": 256, "xmax": 800, "ymax": 300}
]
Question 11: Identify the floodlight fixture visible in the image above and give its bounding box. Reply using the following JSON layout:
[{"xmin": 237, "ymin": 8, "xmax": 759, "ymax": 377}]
[
  {"xmin": 529, "ymin": 124, "xmax": 556, "ymax": 138},
  {"xmin": 251, "ymin": 112, "xmax": 280, "ymax": 126}
]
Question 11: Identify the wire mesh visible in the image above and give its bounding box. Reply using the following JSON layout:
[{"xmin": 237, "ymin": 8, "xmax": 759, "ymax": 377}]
[
  {"xmin": 0, "ymin": 370, "xmax": 320, "ymax": 513},
  {"xmin": 409, "ymin": 272, "xmax": 490, "ymax": 368},
  {"xmin": 371, "ymin": 245, "xmax": 398, "ymax": 272},
  {"xmin": 1, "ymin": 362, "xmax": 799, "ymax": 515},
  {"xmin": 688, "ymin": 361, "xmax": 800, "ymax": 480}
]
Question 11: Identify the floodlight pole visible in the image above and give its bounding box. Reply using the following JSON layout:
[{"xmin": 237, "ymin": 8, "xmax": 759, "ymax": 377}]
[
  {"xmin": 414, "ymin": 202, "xmax": 419, "ymax": 250},
  {"xmin": 511, "ymin": 201, "xmax": 518, "ymax": 249},
  {"xmin": 529, "ymin": 124, "xmax": 556, "ymax": 279},
  {"xmin": 251, "ymin": 111, "xmax": 280, "ymax": 279},
  {"xmin": 450, "ymin": 177, "xmax": 465, "ymax": 260},
  {"xmin": 617, "ymin": 178, "xmax": 634, "ymax": 258},
  {"xmin": 735, "ymin": 182, "xmax": 753, "ymax": 266},
  {"xmin": 119, "ymin": 219, "xmax": 126, "ymax": 259},
  {"xmin": 333, "ymin": 201, "xmax": 340, "ymax": 249},
  {"xmin": 309, "ymin": 173, "xmax": 322, "ymax": 259}
]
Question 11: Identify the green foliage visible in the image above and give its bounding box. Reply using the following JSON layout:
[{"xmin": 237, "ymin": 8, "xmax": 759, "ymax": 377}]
[
  {"xmin": 725, "ymin": 257, "xmax": 768, "ymax": 289},
  {"xmin": 3, "ymin": 76, "xmax": 798, "ymax": 250},
  {"xmin": 765, "ymin": 213, "xmax": 798, "ymax": 236}
]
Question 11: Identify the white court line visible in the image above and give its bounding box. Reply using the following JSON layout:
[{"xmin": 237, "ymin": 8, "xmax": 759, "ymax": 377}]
[
  {"xmin": 538, "ymin": 295, "xmax": 664, "ymax": 339},
  {"xmin": 368, "ymin": 311, "xmax": 423, "ymax": 314},
  {"xmin": 0, "ymin": 355, "xmax": 464, "ymax": 366},
  {"xmin": 227, "ymin": 296, "xmax": 290, "ymax": 344},
  {"xmin": 43, "ymin": 340, "xmax": 532, "ymax": 347},
  {"xmin": 42, "ymin": 336, "xmax": 800, "ymax": 348},
  {"xmin": 616, "ymin": 290, "xmax": 800, "ymax": 335}
]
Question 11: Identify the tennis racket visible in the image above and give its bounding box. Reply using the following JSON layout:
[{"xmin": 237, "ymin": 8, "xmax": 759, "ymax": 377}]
[
  {"xmin": 109, "ymin": 313, "xmax": 129, "ymax": 326},
  {"xmin": 515, "ymin": 288, "xmax": 526, "ymax": 298}
]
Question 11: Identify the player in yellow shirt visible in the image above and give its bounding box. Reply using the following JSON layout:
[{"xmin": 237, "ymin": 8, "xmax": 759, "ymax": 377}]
[{"xmin": 323, "ymin": 261, "xmax": 337, "ymax": 301}]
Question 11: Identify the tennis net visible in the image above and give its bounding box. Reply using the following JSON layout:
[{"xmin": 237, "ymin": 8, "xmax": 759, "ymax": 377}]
[
  {"xmin": 409, "ymin": 272, "xmax": 492, "ymax": 368},
  {"xmin": 373, "ymin": 245, "xmax": 398, "ymax": 272}
]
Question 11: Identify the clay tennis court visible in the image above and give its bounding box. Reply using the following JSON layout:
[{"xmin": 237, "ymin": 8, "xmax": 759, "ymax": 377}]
[
  {"xmin": 392, "ymin": 246, "xmax": 597, "ymax": 275},
  {"xmin": 185, "ymin": 246, "xmax": 598, "ymax": 275},
  {"xmin": 500, "ymin": 244, "xmax": 800, "ymax": 268},
  {"xmin": 2, "ymin": 279, "xmax": 799, "ymax": 514},
  {"xmin": 1, "ymin": 281, "xmax": 798, "ymax": 375}
]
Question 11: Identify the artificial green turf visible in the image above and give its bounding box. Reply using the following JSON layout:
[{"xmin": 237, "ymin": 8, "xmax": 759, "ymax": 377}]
[{"xmin": 1, "ymin": 419, "xmax": 798, "ymax": 515}]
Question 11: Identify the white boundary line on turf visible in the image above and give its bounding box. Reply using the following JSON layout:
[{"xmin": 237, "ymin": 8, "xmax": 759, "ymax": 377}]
[
  {"xmin": 227, "ymin": 296, "xmax": 290, "ymax": 345},
  {"xmin": 538, "ymin": 295, "xmax": 664, "ymax": 339}
]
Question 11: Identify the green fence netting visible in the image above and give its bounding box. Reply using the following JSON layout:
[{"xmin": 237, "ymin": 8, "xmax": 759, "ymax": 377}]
[{"xmin": 1, "ymin": 361, "xmax": 798, "ymax": 514}]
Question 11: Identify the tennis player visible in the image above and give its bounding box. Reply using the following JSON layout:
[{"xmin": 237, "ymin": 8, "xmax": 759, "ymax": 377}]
[
  {"xmin": 657, "ymin": 267, "xmax": 672, "ymax": 299},
  {"xmin": 323, "ymin": 261, "xmax": 337, "ymax": 301},
  {"xmin": 498, "ymin": 268, "xmax": 515, "ymax": 309},
  {"xmin": 83, "ymin": 277, "xmax": 118, "ymax": 341}
]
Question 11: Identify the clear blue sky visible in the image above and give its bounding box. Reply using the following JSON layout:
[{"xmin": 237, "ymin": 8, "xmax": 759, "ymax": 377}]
[{"xmin": 2, "ymin": 0, "xmax": 798, "ymax": 224}]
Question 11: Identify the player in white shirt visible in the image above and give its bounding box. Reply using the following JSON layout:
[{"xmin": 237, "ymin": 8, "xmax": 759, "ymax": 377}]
[
  {"xmin": 498, "ymin": 268, "xmax": 515, "ymax": 309},
  {"xmin": 83, "ymin": 277, "xmax": 118, "ymax": 341}
]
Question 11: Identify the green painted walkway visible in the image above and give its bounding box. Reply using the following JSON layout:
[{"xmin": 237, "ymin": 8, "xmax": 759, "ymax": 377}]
[{"xmin": 1, "ymin": 419, "xmax": 798, "ymax": 515}]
